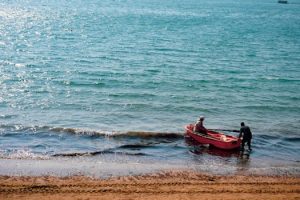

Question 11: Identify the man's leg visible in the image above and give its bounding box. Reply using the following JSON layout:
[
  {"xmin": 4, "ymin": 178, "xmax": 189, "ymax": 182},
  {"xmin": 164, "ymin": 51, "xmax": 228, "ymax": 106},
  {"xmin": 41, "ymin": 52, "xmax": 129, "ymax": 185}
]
[
  {"xmin": 241, "ymin": 140, "xmax": 245, "ymax": 151},
  {"xmin": 248, "ymin": 139, "xmax": 252, "ymax": 151}
]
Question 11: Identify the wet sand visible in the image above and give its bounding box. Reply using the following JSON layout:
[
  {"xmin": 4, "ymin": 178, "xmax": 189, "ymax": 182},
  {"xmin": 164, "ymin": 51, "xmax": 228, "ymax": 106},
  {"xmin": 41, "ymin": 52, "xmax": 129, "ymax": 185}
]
[{"xmin": 1, "ymin": 171, "xmax": 299, "ymax": 200}]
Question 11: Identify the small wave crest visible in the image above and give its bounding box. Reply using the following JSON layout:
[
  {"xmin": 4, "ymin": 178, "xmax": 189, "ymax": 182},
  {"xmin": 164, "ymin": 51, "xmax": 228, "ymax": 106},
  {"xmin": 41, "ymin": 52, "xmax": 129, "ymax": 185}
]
[
  {"xmin": 257, "ymin": 134, "xmax": 300, "ymax": 144},
  {"xmin": 52, "ymin": 142, "xmax": 161, "ymax": 157},
  {"xmin": 49, "ymin": 127, "xmax": 183, "ymax": 139},
  {"xmin": 0, "ymin": 114, "xmax": 17, "ymax": 119},
  {"xmin": 283, "ymin": 137, "xmax": 300, "ymax": 142},
  {"xmin": 0, "ymin": 149, "xmax": 50, "ymax": 160},
  {"xmin": 124, "ymin": 131, "xmax": 183, "ymax": 138},
  {"xmin": 118, "ymin": 144, "xmax": 154, "ymax": 149},
  {"xmin": 0, "ymin": 124, "xmax": 183, "ymax": 139},
  {"xmin": 52, "ymin": 150, "xmax": 147, "ymax": 157}
]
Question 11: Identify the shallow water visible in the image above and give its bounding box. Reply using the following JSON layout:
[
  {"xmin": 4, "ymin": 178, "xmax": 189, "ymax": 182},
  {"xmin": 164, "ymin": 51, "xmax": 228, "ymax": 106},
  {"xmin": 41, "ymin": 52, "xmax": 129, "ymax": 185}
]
[
  {"xmin": 0, "ymin": 125, "xmax": 299, "ymax": 177},
  {"xmin": 0, "ymin": 0, "xmax": 300, "ymax": 177}
]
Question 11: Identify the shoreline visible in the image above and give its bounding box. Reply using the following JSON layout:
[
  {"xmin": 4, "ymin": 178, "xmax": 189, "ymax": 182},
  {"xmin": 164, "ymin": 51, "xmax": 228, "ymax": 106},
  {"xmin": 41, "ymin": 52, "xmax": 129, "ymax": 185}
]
[{"xmin": 1, "ymin": 170, "xmax": 299, "ymax": 200}]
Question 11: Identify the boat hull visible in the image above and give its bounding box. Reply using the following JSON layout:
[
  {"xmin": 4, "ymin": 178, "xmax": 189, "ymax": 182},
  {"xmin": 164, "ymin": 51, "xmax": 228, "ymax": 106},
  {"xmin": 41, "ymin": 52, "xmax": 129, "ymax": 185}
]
[{"xmin": 185, "ymin": 124, "xmax": 241, "ymax": 150}]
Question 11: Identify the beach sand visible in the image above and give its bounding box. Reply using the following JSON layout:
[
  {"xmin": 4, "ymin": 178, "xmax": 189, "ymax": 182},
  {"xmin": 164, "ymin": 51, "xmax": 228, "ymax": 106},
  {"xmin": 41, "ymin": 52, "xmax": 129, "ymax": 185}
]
[{"xmin": 1, "ymin": 171, "xmax": 299, "ymax": 200}]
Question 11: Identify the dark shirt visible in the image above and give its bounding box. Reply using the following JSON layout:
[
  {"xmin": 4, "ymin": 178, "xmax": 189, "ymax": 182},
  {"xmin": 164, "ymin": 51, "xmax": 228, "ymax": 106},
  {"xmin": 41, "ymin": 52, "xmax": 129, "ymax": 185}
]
[
  {"xmin": 194, "ymin": 122, "xmax": 207, "ymax": 134},
  {"xmin": 239, "ymin": 126, "xmax": 252, "ymax": 140}
]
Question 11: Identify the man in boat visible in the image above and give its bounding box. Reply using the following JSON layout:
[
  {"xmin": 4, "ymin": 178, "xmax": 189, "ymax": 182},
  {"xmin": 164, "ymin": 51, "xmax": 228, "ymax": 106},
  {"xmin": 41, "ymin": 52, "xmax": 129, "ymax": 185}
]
[
  {"xmin": 239, "ymin": 122, "xmax": 252, "ymax": 151},
  {"xmin": 194, "ymin": 116, "xmax": 208, "ymax": 134}
]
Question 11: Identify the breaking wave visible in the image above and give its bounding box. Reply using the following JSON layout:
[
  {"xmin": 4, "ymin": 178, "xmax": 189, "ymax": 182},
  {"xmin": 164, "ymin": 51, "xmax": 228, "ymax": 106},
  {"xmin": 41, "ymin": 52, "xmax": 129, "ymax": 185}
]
[
  {"xmin": 0, "ymin": 124, "xmax": 183, "ymax": 139},
  {"xmin": 0, "ymin": 149, "xmax": 50, "ymax": 160}
]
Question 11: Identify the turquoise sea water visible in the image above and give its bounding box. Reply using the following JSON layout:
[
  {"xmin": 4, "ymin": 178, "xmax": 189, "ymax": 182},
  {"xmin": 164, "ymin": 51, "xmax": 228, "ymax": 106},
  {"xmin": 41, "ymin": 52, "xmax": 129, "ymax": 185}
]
[{"xmin": 0, "ymin": 0, "xmax": 300, "ymax": 177}]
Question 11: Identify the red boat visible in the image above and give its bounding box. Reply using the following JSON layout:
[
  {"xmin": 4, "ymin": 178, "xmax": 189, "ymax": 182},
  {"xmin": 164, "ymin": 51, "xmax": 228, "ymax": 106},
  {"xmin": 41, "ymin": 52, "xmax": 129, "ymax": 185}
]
[{"xmin": 185, "ymin": 124, "xmax": 241, "ymax": 150}]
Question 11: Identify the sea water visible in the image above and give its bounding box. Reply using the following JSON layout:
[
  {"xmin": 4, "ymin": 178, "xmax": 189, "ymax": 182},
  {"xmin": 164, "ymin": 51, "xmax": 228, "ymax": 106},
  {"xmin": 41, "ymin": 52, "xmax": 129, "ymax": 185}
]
[{"xmin": 0, "ymin": 0, "xmax": 300, "ymax": 177}]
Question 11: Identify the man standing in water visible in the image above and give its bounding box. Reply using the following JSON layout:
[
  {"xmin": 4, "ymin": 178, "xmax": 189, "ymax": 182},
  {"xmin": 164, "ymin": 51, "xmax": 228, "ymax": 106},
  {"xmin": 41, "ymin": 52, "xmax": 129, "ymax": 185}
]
[{"xmin": 239, "ymin": 122, "xmax": 252, "ymax": 151}]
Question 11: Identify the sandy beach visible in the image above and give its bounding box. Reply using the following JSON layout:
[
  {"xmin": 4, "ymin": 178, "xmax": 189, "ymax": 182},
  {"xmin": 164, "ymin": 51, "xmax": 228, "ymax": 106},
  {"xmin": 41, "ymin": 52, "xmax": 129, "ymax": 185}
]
[{"xmin": 1, "ymin": 171, "xmax": 299, "ymax": 200}]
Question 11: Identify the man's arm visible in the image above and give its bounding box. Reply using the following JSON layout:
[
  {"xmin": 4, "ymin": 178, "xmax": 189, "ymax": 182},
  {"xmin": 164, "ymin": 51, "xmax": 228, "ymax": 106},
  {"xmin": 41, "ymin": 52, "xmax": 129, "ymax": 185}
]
[{"xmin": 238, "ymin": 128, "xmax": 243, "ymax": 138}]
